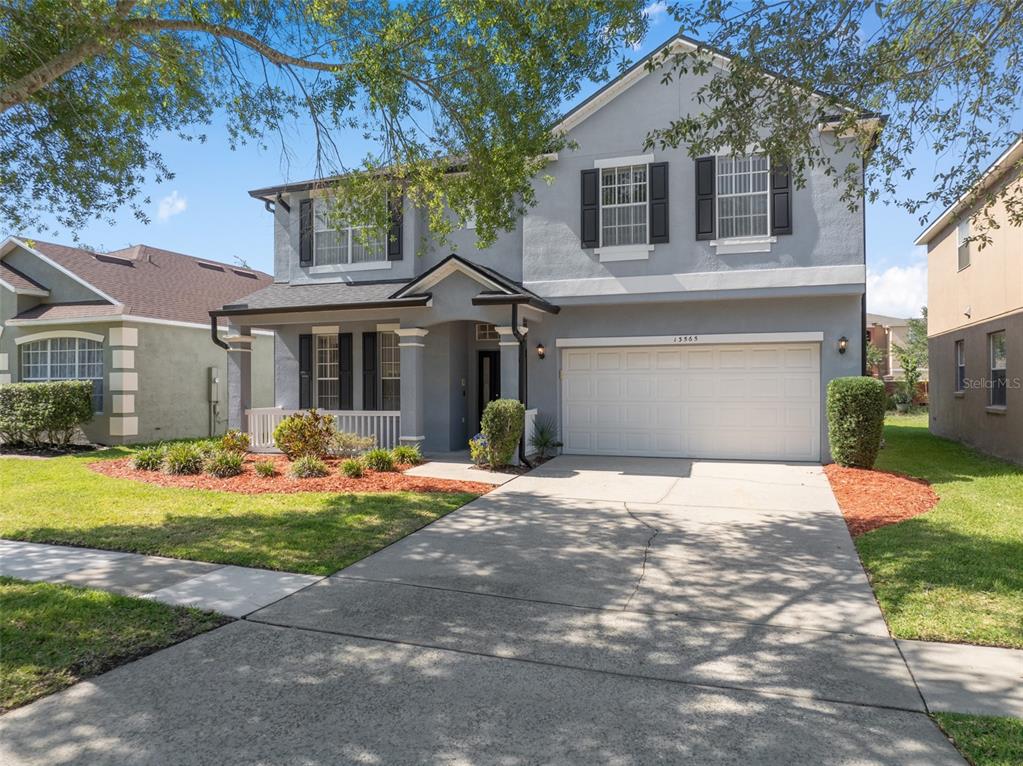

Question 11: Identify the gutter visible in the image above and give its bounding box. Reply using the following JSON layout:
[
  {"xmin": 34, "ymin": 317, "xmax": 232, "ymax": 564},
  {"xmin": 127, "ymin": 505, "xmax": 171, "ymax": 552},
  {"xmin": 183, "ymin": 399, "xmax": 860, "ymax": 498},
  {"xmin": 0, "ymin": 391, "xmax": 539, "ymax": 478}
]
[
  {"xmin": 510, "ymin": 303, "xmax": 532, "ymax": 469},
  {"xmin": 210, "ymin": 314, "xmax": 230, "ymax": 350},
  {"xmin": 210, "ymin": 294, "xmax": 432, "ymax": 318}
]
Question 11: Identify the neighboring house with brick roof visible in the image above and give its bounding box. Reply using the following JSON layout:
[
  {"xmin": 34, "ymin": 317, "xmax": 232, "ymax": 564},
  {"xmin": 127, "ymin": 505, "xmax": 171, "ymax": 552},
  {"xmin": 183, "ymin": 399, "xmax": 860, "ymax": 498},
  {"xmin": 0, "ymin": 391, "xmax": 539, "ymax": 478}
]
[{"xmin": 0, "ymin": 237, "xmax": 274, "ymax": 444}]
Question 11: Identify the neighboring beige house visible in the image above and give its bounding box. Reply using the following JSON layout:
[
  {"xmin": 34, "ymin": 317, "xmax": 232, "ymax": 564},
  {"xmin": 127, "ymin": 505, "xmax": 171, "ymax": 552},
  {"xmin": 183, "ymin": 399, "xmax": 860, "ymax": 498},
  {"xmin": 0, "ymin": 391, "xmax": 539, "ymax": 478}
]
[
  {"xmin": 865, "ymin": 312, "xmax": 928, "ymax": 381},
  {"xmin": 0, "ymin": 238, "xmax": 275, "ymax": 444},
  {"xmin": 916, "ymin": 137, "xmax": 1022, "ymax": 464}
]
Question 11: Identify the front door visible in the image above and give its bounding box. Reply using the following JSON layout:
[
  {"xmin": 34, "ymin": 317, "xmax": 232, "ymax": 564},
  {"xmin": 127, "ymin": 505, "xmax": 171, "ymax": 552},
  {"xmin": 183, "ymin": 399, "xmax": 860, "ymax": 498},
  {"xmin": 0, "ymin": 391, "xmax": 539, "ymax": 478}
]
[{"xmin": 476, "ymin": 350, "xmax": 500, "ymax": 432}]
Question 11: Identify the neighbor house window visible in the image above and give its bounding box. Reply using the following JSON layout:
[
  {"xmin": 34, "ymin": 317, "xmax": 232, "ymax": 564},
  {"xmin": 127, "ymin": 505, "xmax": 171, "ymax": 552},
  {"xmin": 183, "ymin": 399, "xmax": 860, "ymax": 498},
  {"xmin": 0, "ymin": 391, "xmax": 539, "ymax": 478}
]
[
  {"xmin": 313, "ymin": 197, "xmax": 386, "ymax": 266},
  {"xmin": 989, "ymin": 330, "xmax": 1007, "ymax": 407},
  {"xmin": 957, "ymin": 219, "xmax": 970, "ymax": 270},
  {"xmin": 717, "ymin": 153, "xmax": 770, "ymax": 239},
  {"xmin": 20, "ymin": 337, "xmax": 104, "ymax": 412},
  {"xmin": 379, "ymin": 331, "xmax": 400, "ymax": 411},
  {"xmin": 600, "ymin": 164, "xmax": 648, "ymax": 247},
  {"xmin": 315, "ymin": 334, "xmax": 339, "ymax": 409},
  {"xmin": 475, "ymin": 323, "xmax": 499, "ymax": 341},
  {"xmin": 954, "ymin": 340, "xmax": 966, "ymax": 393}
]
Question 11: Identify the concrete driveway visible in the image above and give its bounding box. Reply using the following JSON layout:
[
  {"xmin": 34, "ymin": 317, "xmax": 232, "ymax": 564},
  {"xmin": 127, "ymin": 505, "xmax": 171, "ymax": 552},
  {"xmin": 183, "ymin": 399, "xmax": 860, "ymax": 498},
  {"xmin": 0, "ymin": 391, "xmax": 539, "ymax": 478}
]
[{"xmin": 0, "ymin": 456, "xmax": 963, "ymax": 765}]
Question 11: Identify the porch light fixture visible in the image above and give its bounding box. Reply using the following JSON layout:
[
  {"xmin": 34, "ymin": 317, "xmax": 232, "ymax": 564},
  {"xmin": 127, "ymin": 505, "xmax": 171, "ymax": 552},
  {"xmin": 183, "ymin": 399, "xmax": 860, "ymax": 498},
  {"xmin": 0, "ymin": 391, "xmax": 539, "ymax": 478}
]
[
  {"xmin": 838, "ymin": 336, "xmax": 848, "ymax": 354},
  {"xmin": 536, "ymin": 342, "xmax": 546, "ymax": 360}
]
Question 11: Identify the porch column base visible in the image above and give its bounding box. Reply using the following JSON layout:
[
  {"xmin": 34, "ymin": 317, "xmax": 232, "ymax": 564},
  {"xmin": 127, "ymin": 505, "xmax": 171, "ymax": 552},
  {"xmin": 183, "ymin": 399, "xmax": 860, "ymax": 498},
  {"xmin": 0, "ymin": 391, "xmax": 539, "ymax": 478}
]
[
  {"xmin": 226, "ymin": 324, "xmax": 252, "ymax": 434},
  {"xmin": 396, "ymin": 328, "xmax": 428, "ymax": 451}
]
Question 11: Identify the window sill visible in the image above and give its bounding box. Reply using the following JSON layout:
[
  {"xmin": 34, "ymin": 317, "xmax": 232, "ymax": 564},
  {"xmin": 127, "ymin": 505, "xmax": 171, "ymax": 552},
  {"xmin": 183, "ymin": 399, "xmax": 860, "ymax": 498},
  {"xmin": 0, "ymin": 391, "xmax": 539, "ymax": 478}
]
[
  {"xmin": 594, "ymin": 245, "xmax": 654, "ymax": 262},
  {"xmin": 308, "ymin": 261, "xmax": 391, "ymax": 274},
  {"xmin": 986, "ymin": 405, "xmax": 1007, "ymax": 415},
  {"xmin": 710, "ymin": 236, "xmax": 777, "ymax": 255}
]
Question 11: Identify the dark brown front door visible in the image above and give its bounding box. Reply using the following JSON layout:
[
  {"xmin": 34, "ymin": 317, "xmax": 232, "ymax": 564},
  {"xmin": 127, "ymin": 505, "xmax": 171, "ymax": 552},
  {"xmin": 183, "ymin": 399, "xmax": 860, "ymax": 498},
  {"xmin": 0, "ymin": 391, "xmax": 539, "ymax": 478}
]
[{"xmin": 476, "ymin": 350, "xmax": 500, "ymax": 432}]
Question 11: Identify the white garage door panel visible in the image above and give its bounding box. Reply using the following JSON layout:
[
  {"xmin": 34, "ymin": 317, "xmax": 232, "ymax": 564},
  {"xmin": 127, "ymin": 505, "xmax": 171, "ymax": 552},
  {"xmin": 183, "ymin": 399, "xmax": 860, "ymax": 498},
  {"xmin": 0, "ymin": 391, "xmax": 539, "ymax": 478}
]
[{"xmin": 561, "ymin": 343, "xmax": 820, "ymax": 461}]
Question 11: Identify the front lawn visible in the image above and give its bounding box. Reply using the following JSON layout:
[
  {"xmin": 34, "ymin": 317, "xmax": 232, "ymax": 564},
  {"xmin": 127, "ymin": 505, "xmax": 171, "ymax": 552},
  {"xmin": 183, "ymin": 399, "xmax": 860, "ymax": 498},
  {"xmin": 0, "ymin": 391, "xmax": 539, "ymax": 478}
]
[
  {"xmin": 0, "ymin": 577, "xmax": 228, "ymax": 711},
  {"xmin": 855, "ymin": 414, "xmax": 1023, "ymax": 647},
  {"xmin": 0, "ymin": 449, "xmax": 478, "ymax": 575},
  {"xmin": 933, "ymin": 713, "xmax": 1023, "ymax": 766}
]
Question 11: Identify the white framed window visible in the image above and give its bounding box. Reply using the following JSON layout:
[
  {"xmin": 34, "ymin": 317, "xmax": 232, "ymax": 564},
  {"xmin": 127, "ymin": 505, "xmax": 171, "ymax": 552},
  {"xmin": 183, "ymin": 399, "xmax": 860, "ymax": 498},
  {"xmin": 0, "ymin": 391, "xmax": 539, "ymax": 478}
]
[
  {"xmin": 315, "ymin": 334, "xmax": 339, "ymax": 409},
  {"xmin": 313, "ymin": 197, "xmax": 386, "ymax": 267},
  {"xmin": 989, "ymin": 330, "xmax": 1007, "ymax": 408},
  {"xmin": 475, "ymin": 323, "xmax": 499, "ymax": 341},
  {"xmin": 600, "ymin": 164, "xmax": 648, "ymax": 247},
  {"xmin": 954, "ymin": 340, "xmax": 966, "ymax": 393},
  {"xmin": 379, "ymin": 331, "xmax": 400, "ymax": 411},
  {"xmin": 717, "ymin": 154, "xmax": 770, "ymax": 239},
  {"xmin": 957, "ymin": 219, "xmax": 970, "ymax": 270},
  {"xmin": 20, "ymin": 337, "xmax": 104, "ymax": 412}
]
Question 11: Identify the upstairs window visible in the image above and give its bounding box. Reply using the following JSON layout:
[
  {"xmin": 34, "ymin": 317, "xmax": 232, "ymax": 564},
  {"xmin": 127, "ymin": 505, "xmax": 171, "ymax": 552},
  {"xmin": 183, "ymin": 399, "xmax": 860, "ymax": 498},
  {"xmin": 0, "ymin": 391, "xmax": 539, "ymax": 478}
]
[
  {"xmin": 989, "ymin": 331, "xmax": 1007, "ymax": 407},
  {"xmin": 600, "ymin": 164, "xmax": 648, "ymax": 247},
  {"xmin": 717, "ymin": 154, "xmax": 770, "ymax": 239},
  {"xmin": 379, "ymin": 331, "xmax": 400, "ymax": 411},
  {"xmin": 957, "ymin": 219, "xmax": 970, "ymax": 270},
  {"xmin": 313, "ymin": 197, "xmax": 386, "ymax": 266},
  {"xmin": 21, "ymin": 337, "xmax": 104, "ymax": 412},
  {"xmin": 954, "ymin": 340, "xmax": 965, "ymax": 393}
]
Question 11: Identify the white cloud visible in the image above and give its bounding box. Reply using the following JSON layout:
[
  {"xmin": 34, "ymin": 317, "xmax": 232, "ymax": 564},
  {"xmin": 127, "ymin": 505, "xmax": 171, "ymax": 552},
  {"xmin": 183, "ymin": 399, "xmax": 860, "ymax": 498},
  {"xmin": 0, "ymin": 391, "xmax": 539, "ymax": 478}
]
[
  {"xmin": 643, "ymin": 2, "xmax": 668, "ymax": 19},
  {"xmin": 866, "ymin": 263, "xmax": 928, "ymax": 318},
  {"xmin": 156, "ymin": 191, "xmax": 187, "ymax": 222}
]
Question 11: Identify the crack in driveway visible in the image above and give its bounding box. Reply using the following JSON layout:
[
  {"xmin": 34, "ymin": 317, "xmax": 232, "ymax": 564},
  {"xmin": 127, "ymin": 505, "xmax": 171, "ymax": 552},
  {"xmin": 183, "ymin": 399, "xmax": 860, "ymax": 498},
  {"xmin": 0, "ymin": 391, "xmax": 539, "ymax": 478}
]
[{"xmin": 622, "ymin": 503, "xmax": 661, "ymax": 611}]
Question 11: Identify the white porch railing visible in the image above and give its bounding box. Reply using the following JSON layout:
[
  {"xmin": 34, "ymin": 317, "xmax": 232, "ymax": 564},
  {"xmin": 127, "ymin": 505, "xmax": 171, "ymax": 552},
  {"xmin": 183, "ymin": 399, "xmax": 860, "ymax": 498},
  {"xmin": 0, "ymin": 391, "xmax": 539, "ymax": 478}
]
[{"xmin": 245, "ymin": 408, "xmax": 401, "ymax": 452}]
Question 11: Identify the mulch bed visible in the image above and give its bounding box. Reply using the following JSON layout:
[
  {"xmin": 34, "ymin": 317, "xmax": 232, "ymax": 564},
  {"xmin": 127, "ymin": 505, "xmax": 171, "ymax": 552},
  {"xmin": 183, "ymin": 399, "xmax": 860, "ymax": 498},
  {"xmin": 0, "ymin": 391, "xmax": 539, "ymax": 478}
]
[
  {"xmin": 824, "ymin": 463, "xmax": 939, "ymax": 536},
  {"xmin": 89, "ymin": 455, "xmax": 493, "ymax": 496}
]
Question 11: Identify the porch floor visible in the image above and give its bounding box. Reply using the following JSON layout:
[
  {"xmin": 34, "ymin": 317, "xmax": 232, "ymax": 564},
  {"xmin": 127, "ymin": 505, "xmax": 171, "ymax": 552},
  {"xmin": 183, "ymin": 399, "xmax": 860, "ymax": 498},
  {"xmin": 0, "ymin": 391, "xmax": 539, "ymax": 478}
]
[{"xmin": 410, "ymin": 452, "xmax": 516, "ymax": 486}]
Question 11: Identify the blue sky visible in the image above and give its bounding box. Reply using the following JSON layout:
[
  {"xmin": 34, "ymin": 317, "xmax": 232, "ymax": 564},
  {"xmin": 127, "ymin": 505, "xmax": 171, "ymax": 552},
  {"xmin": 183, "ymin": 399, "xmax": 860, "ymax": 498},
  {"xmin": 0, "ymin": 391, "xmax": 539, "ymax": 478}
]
[{"xmin": 13, "ymin": 6, "xmax": 992, "ymax": 319}]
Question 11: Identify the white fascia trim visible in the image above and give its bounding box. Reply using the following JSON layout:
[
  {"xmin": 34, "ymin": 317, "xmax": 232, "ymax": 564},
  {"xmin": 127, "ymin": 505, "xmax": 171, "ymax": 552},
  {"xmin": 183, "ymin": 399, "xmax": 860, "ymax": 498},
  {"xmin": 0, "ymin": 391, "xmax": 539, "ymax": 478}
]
[
  {"xmin": 5, "ymin": 313, "xmax": 274, "ymax": 335},
  {"xmin": 15, "ymin": 329, "xmax": 105, "ymax": 345},
  {"xmin": 595, "ymin": 245, "xmax": 653, "ymax": 262},
  {"xmin": 524, "ymin": 264, "xmax": 866, "ymax": 299},
  {"xmin": 593, "ymin": 154, "xmax": 655, "ymax": 169},
  {"xmin": 556, "ymin": 332, "xmax": 825, "ymax": 348},
  {"xmin": 0, "ymin": 278, "xmax": 49, "ymax": 297},
  {"xmin": 0, "ymin": 237, "xmax": 120, "ymax": 305},
  {"xmin": 308, "ymin": 261, "xmax": 392, "ymax": 274},
  {"xmin": 395, "ymin": 260, "xmax": 508, "ymax": 297}
]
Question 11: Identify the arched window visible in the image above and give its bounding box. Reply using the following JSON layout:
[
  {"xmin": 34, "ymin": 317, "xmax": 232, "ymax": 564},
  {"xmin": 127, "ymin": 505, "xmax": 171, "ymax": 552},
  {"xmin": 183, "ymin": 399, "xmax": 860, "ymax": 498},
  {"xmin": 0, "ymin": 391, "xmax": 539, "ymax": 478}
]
[{"xmin": 20, "ymin": 337, "xmax": 104, "ymax": 412}]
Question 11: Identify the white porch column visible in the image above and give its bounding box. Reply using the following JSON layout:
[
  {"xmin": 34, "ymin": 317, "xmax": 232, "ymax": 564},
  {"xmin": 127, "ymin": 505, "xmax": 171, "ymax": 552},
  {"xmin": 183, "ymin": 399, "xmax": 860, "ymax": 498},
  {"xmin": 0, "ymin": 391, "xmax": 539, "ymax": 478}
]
[
  {"xmin": 496, "ymin": 325, "xmax": 527, "ymax": 403},
  {"xmin": 396, "ymin": 328, "xmax": 429, "ymax": 445},
  {"xmin": 225, "ymin": 324, "xmax": 253, "ymax": 433}
]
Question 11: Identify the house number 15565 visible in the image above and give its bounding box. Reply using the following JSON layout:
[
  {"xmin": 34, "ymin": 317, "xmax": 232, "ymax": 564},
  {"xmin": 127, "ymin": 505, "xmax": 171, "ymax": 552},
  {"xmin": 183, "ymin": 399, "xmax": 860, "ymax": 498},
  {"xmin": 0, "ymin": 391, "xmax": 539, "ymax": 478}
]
[{"xmin": 673, "ymin": 335, "xmax": 699, "ymax": 344}]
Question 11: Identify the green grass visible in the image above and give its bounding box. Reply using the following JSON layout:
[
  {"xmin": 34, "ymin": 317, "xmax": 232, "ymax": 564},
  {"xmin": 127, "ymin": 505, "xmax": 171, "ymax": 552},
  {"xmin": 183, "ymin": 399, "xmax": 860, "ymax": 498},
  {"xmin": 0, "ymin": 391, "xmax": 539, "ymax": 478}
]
[
  {"xmin": 932, "ymin": 713, "xmax": 1023, "ymax": 766},
  {"xmin": 0, "ymin": 577, "xmax": 228, "ymax": 712},
  {"xmin": 854, "ymin": 413, "xmax": 1023, "ymax": 647},
  {"xmin": 0, "ymin": 448, "xmax": 478, "ymax": 575}
]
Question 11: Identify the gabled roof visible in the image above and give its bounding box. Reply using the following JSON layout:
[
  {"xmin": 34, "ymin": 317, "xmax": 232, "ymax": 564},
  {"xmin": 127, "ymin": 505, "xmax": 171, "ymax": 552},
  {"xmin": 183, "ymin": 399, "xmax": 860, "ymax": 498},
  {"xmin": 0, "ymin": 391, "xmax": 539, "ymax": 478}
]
[
  {"xmin": 0, "ymin": 261, "xmax": 49, "ymax": 296},
  {"xmin": 213, "ymin": 280, "xmax": 429, "ymax": 317},
  {"xmin": 1, "ymin": 237, "xmax": 272, "ymax": 325}
]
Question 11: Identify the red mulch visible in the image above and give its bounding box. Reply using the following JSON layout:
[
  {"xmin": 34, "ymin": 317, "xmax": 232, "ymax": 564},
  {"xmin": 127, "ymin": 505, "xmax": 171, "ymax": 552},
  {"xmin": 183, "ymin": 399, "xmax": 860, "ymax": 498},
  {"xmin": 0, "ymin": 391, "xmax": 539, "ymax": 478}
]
[
  {"xmin": 824, "ymin": 463, "xmax": 939, "ymax": 536},
  {"xmin": 88, "ymin": 455, "xmax": 493, "ymax": 496}
]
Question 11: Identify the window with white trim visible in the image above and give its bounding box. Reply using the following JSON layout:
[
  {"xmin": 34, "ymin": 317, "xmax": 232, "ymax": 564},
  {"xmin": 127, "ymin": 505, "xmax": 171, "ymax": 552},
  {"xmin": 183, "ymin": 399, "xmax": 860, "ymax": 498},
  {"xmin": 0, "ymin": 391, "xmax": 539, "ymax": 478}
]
[
  {"xmin": 954, "ymin": 340, "xmax": 965, "ymax": 393},
  {"xmin": 313, "ymin": 197, "xmax": 386, "ymax": 266},
  {"xmin": 475, "ymin": 323, "xmax": 499, "ymax": 341},
  {"xmin": 989, "ymin": 330, "xmax": 1007, "ymax": 407},
  {"xmin": 957, "ymin": 219, "xmax": 970, "ymax": 270},
  {"xmin": 600, "ymin": 164, "xmax": 647, "ymax": 247},
  {"xmin": 717, "ymin": 154, "xmax": 770, "ymax": 239},
  {"xmin": 315, "ymin": 335, "xmax": 339, "ymax": 409},
  {"xmin": 20, "ymin": 337, "xmax": 104, "ymax": 412},
  {"xmin": 379, "ymin": 331, "xmax": 400, "ymax": 411}
]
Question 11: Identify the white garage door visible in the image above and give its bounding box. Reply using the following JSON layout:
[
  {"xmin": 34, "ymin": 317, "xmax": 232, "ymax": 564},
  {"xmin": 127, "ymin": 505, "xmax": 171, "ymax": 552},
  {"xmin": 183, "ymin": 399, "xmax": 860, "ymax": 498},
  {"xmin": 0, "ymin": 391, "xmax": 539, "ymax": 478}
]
[{"xmin": 561, "ymin": 343, "xmax": 820, "ymax": 461}]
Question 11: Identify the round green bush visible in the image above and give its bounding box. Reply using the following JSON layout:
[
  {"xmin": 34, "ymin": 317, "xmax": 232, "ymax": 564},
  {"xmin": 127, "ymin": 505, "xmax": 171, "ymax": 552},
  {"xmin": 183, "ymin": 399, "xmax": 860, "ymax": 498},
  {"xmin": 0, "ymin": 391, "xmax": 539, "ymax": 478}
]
[
  {"xmin": 253, "ymin": 460, "xmax": 278, "ymax": 478},
  {"xmin": 273, "ymin": 410, "xmax": 335, "ymax": 460},
  {"xmin": 219, "ymin": 428, "xmax": 250, "ymax": 454},
  {"xmin": 341, "ymin": 458, "xmax": 364, "ymax": 478},
  {"xmin": 827, "ymin": 376, "xmax": 886, "ymax": 468},
  {"xmin": 163, "ymin": 442, "xmax": 205, "ymax": 475},
  {"xmin": 131, "ymin": 445, "xmax": 165, "ymax": 471},
  {"xmin": 391, "ymin": 444, "xmax": 423, "ymax": 465},
  {"xmin": 0, "ymin": 380, "xmax": 94, "ymax": 447},
  {"xmin": 481, "ymin": 398, "xmax": 525, "ymax": 467},
  {"xmin": 290, "ymin": 455, "xmax": 329, "ymax": 478},
  {"xmin": 204, "ymin": 448, "xmax": 244, "ymax": 478},
  {"xmin": 363, "ymin": 448, "xmax": 395, "ymax": 472}
]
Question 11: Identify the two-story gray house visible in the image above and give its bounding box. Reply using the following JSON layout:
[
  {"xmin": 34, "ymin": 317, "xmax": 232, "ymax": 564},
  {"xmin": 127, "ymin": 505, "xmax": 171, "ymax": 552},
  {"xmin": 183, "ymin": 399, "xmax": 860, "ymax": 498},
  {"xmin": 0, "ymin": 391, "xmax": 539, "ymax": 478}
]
[{"xmin": 214, "ymin": 36, "xmax": 867, "ymax": 463}]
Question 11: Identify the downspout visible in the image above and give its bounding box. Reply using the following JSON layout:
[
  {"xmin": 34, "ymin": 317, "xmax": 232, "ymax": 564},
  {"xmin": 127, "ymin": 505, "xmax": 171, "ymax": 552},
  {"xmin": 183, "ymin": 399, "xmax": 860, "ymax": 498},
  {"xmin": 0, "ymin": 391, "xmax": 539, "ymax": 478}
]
[
  {"xmin": 210, "ymin": 313, "xmax": 230, "ymax": 350},
  {"xmin": 510, "ymin": 304, "xmax": 532, "ymax": 468}
]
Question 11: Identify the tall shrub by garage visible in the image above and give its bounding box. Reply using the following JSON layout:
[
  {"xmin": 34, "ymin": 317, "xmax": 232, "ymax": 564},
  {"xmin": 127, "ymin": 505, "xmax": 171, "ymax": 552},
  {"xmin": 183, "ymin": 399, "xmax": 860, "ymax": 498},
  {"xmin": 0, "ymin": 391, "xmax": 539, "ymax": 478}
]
[
  {"xmin": 480, "ymin": 398, "xmax": 525, "ymax": 467},
  {"xmin": 826, "ymin": 376, "xmax": 886, "ymax": 468},
  {"xmin": 0, "ymin": 380, "xmax": 94, "ymax": 447}
]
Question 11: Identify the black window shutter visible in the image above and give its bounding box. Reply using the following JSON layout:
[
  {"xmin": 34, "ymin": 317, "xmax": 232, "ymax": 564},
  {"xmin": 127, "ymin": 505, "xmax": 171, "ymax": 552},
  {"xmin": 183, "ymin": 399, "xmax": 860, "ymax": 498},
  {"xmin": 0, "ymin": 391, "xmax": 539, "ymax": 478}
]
[
  {"xmin": 298, "ymin": 333, "xmax": 313, "ymax": 408},
  {"xmin": 580, "ymin": 169, "xmax": 599, "ymax": 248},
  {"xmin": 387, "ymin": 196, "xmax": 403, "ymax": 261},
  {"xmin": 338, "ymin": 332, "xmax": 353, "ymax": 410},
  {"xmin": 362, "ymin": 331, "xmax": 378, "ymax": 410},
  {"xmin": 771, "ymin": 162, "xmax": 793, "ymax": 235},
  {"xmin": 695, "ymin": 157, "xmax": 715, "ymax": 241},
  {"xmin": 299, "ymin": 199, "xmax": 314, "ymax": 267},
  {"xmin": 649, "ymin": 162, "xmax": 669, "ymax": 244}
]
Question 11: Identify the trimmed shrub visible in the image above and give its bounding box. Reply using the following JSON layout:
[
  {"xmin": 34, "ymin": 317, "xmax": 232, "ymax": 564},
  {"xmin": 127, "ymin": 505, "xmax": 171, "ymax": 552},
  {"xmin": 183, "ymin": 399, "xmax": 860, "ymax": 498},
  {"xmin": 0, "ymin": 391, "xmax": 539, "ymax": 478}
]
[
  {"xmin": 529, "ymin": 415, "xmax": 562, "ymax": 460},
  {"xmin": 204, "ymin": 449, "xmax": 244, "ymax": 478},
  {"xmin": 827, "ymin": 376, "xmax": 886, "ymax": 468},
  {"xmin": 481, "ymin": 398, "xmax": 525, "ymax": 467},
  {"xmin": 331, "ymin": 431, "xmax": 376, "ymax": 458},
  {"xmin": 253, "ymin": 460, "xmax": 278, "ymax": 478},
  {"xmin": 131, "ymin": 445, "xmax": 165, "ymax": 471},
  {"xmin": 290, "ymin": 455, "xmax": 328, "ymax": 478},
  {"xmin": 219, "ymin": 428, "xmax": 250, "ymax": 454},
  {"xmin": 163, "ymin": 442, "xmax": 205, "ymax": 475},
  {"xmin": 192, "ymin": 438, "xmax": 220, "ymax": 458},
  {"xmin": 363, "ymin": 448, "xmax": 395, "ymax": 472},
  {"xmin": 468, "ymin": 433, "xmax": 489, "ymax": 467},
  {"xmin": 0, "ymin": 380, "xmax": 94, "ymax": 447},
  {"xmin": 341, "ymin": 458, "xmax": 364, "ymax": 478},
  {"xmin": 391, "ymin": 444, "xmax": 423, "ymax": 465},
  {"xmin": 273, "ymin": 410, "xmax": 335, "ymax": 459}
]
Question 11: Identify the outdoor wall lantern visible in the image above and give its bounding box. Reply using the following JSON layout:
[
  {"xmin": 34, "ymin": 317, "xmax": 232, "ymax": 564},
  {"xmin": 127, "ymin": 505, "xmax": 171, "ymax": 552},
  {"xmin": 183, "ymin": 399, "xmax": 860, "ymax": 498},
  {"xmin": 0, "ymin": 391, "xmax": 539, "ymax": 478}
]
[
  {"xmin": 838, "ymin": 336, "xmax": 849, "ymax": 354},
  {"xmin": 536, "ymin": 342, "xmax": 546, "ymax": 360}
]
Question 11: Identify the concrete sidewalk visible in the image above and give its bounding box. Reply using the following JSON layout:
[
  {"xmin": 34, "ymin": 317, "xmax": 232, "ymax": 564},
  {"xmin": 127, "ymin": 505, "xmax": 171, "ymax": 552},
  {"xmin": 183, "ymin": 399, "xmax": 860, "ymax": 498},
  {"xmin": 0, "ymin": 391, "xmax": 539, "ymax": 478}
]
[{"xmin": 0, "ymin": 539, "xmax": 321, "ymax": 617}]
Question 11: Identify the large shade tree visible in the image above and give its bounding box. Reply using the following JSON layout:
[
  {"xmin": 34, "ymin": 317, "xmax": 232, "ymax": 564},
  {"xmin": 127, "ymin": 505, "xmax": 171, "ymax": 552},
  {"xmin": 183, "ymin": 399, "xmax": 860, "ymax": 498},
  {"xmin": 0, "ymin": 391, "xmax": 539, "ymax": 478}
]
[{"xmin": 0, "ymin": 0, "xmax": 647, "ymax": 245}]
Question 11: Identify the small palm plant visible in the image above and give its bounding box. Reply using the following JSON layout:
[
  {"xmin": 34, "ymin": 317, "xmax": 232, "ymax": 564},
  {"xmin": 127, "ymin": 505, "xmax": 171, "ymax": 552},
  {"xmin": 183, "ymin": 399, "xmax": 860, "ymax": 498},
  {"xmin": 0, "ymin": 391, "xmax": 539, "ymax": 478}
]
[{"xmin": 529, "ymin": 416, "xmax": 563, "ymax": 461}]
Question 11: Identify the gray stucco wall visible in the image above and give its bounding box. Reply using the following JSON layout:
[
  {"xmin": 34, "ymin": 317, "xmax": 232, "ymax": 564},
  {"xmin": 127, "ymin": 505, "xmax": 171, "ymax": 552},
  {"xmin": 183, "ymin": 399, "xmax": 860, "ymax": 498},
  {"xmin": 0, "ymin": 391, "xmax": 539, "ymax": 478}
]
[{"xmin": 3, "ymin": 249, "xmax": 105, "ymax": 303}]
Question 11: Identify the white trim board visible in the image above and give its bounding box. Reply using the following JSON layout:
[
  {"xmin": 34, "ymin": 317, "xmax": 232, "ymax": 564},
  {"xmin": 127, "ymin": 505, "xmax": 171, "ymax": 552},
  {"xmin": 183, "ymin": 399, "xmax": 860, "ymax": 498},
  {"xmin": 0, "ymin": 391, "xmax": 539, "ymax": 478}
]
[
  {"xmin": 0, "ymin": 278, "xmax": 48, "ymax": 297},
  {"xmin": 525, "ymin": 264, "xmax": 866, "ymax": 298},
  {"xmin": 15, "ymin": 329, "xmax": 105, "ymax": 345},
  {"xmin": 5, "ymin": 313, "xmax": 274, "ymax": 335},
  {"xmin": 392, "ymin": 259, "xmax": 508, "ymax": 298},
  {"xmin": 556, "ymin": 332, "xmax": 825, "ymax": 348}
]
